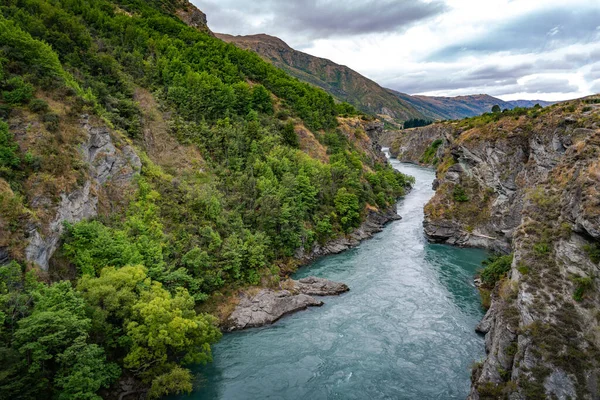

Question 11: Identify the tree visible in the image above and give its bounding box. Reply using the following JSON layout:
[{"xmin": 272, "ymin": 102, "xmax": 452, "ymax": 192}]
[
  {"xmin": 491, "ymin": 104, "xmax": 501, "ymax": 113},
  {"xmin": 334, "ymin": 188, "xmax": 361, "ymax": 232},
  {"xmin": 281, "ymin": 121, "xmax": 299, "ymax": 148},
  {"xmin": 7, "ymin": 282, "xmax": 119, "ymax": 399},
  {"xmin": 79, "ymin": 266, "xmax": 221, "ymax": 390},
  {"xmin": 251, "ymin": 84, "xmax": 273, "ymax": 114}
]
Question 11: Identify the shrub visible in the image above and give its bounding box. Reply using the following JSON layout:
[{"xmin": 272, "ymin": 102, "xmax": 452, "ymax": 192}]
[
  {"xmin": 572, "ymin": 276, "xmax": 593, "ymax": 302},
  {"xmin": 452, "ymin": 185, "xmax": 469, "ymax": 202},
  {"xmin": 43, "ymin": 112, "xmax": 60, "ymax": 132},
  {"xmin": 2, "ymin": 76, "xmax": 34, "ymax": 105},
  {"xmin": 28, "ymin": 99, "xmax": 49, "ymax": 113},
  {"xmin": 480, "ymin": 254, "xmax": 513, "ymax": 287},
  {"xmin": 0, "ymin": 120, "xmax": 20, "ymax": 169},
  {"xmin": 583, "ymin": 243, "xmax": 600, "ymax": 264},
  {"xmin": 420, "ymin": 139, "xmax": 443, "ymax": 165}
]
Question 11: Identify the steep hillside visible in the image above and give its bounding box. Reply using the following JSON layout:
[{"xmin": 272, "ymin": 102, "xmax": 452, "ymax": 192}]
[
  {"xmin": 396, "ymin": 97, "xmax": 600, "ymax": 399},
  {"xmin": 215, "ymin": 33, "xmax": 425, "ymax": 123},
  {"xmin": 217, "ymin": 34, "xmax": 556, "ymax": 124},
  {"xmin": 0, "ymin": 1, "xmax": 413, "ymax": 399}
]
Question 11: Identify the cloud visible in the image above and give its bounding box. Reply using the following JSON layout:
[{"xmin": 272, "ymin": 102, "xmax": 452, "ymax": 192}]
[
  {"xmin": 428, "ymin": 6, "xmax": 600, "ymax": 61},
  {"xmin": 193, "ymin": 0, "xmax": 600, "ymax": 101},
  {"xmin": 196, "ymin": 0, "xmax": 447, "ymax": 40}
]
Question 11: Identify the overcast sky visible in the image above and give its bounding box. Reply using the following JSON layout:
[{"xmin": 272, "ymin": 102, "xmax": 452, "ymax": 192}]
[{"xmin": 193, "ymin": 0, "xmax": 600, "ymax": 101}]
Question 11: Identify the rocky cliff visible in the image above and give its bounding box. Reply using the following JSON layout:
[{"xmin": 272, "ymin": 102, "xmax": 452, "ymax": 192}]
[{"xmin": 416, "ymin": 98, "xmax": 600, "ymax": 399}]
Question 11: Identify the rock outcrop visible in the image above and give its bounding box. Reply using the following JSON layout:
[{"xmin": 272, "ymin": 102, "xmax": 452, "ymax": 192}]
[
  {"xmin": 173, "ymin": 0, "xmax": 212, "ymax": 34},
  {"xmin": 384, "ymin": 124, "xmax": 451, "ymax": 166},
  {"xmin": 24, "ymin": 116, "xmax": 141, "ymax": 270},
  {"xmin": 224, "ymin": 276, "xmax": 349, "ymax": 331},
  {"xmin": 417, "ymin": 98, "xmax": 600, "ymax": 399}
]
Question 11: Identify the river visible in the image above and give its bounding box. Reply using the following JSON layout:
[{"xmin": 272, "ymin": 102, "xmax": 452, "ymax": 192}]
[{"xmin": 180, "ymin": 156, "xmax": 487, "ymax": 400}]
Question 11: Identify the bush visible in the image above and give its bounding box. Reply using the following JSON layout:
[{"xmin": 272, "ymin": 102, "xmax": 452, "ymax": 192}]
[
  {"xmin": 43, "ymin": 113, "xmax": 60, "ymax": 132},
  {"xmin": 583, "ymin": 243, "xmax": 600, "ymax": 264},
  {"xmin": 572, "ymin": 276, "xmax": 593, "ymax": 302},
  {"xmin": 2, "ymin": 76, "xmax": 34, "ymax": 105},
  {"xmin": 28, "ymin": 99, "xmax": 49, "ymax": 113},
  {"xmin": 480, "ymin": 254, "xmax": 513, "ymax": 287},
  {"xmin": 452, "ymin": 185, "xmax": 469, "ymax": 202},
  {"xmin": 0, "ymin": 120, "xmax": 20, "ymax": 169},
  {"xmin": 420, "ymin": 139, "xmax": 443, "ymax": 164}
]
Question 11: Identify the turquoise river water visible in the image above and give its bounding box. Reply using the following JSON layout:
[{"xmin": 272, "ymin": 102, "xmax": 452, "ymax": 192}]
[{"xmin": 180, "ymin": 156, "xmax": 487, "ymax": 400}]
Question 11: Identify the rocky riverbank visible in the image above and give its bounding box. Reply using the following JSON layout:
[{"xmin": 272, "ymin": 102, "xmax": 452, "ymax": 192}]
[
  {"xmin": 410, "ymin": 98, "xmax": 600, "ymax": 399},
  {"xmin": 222, "ymin": 204, "xmax": 402, "ymax": 331},
  {"xmin": 223, "ymin": 276, "xmax": 349, "ymax": 331},
  {"xmin": 295, "ymin": 205, "xmax": 402, "ymax": 266}
]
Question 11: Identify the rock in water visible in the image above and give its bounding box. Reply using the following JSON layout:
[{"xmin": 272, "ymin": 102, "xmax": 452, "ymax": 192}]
[
  {"xmin": 224, "ymin": 277, "xmax": 348, "ymax": 331},
  {"xmin": 294, "ymin": 276, "xmax": 349, "ymax": 296}
]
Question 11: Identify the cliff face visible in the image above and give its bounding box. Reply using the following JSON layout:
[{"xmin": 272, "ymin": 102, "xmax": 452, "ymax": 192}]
[
  {"xmin": 172, "ymin": 0, "xmax": 212, "ymax": 34},
  {"xmin": 384, "ymin": 124, "xmax": 452, "ymax": 165},
  {"xmin": 418, "ymin": 98, "xmax": 600, "ymax": 399}
]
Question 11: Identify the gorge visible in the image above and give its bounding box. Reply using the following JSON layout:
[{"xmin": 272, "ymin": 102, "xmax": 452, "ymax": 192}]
[{"xmin": 178, "ymin": 157, "xmax": 488, "ymax": 400}]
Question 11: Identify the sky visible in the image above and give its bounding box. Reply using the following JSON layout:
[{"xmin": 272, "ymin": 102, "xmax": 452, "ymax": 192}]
[{"xmin": 192, "ymin": 0, "xmax": 600, "ymax": 101}]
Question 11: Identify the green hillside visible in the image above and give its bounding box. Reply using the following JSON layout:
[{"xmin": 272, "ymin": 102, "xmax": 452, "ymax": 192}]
[
  {"xmin": 0, "ymin": 1, "xmax": 412, "ymax": 398},
  {"xmin": 216, "ymin": 33, "xmax": 426, "ymax": 124}
]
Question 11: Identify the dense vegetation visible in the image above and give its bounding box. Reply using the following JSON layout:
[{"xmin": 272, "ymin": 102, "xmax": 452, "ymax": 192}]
[
  {"xmin": 403, "ymin": 118, "xmax": 433, "ymax": 129},
  {"xmin": 0, "ymin": 0, "xmax": 413, "ymax": 398}
]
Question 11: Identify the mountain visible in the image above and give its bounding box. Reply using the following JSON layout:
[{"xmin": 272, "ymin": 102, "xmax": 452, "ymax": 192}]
[
  {"xmin": 506, "ymin": 99, "xmax": 554, "ymax": 108},
  {"xmin": 215, "ymin": 33, "xmax": 425, "ymax": 123},
  {"xmin": 219, "ymin": 33, "xmax": 557, "ymax": 123},
  {"xmin": 389, "ymin": 91, "xmax": 514, "ymax": 120},
  {"xmin": 0, "ymin": 1, "xmax": 412, "ymax": 399},
  {"xmin": 387, "ymin": 96, "xmax": 600, "ymax": 399}
]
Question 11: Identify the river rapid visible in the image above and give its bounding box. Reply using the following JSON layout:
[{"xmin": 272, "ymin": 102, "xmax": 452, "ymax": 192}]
[{"xmin": 181, "ymin": 156, "xmax": 487, "ymax": 400}]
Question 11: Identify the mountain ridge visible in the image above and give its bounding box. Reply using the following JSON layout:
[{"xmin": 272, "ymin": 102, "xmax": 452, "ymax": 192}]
[
  {"xmin": 218, "ymin": 33, "xmax": 556, "ymax": 122},
  {"xmin": 215, "ymin": 33, "xmax": 426, "ymax": 123}
]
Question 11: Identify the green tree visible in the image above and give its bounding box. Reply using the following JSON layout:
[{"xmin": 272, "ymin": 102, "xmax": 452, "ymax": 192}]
[
  {"xmin": 491, "ymin": 104, "xmax": 501, "ymax": 113},
  {"xmin": 281, "ymin": 121, "xmax": 299, "ymax": 148},
  {"xmin": 251, "ymin": 84, "xmax": 273, "ymax": 114},
  {"xmin": 79, "ymin": 266, "xmax": 221, "ymax": 390},
  {"xmin": 0, "ymin": 120, "xmax": 19, "ymax": 170},
  {"xmin": 6, "ymin": 282, "xmax": 118, "ymax": 399},
  {"xmin": 334, "ymin": 188, "xmax": 361, "ymax": 232}
]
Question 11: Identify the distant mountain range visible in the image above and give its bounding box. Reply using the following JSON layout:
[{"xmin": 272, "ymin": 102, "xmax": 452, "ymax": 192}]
[
  {"xmin": 217, "ymin": 33, "xmax": 554, "ymax": 123},
  {"xmin": 390, "ymin": 91, "xmax": 554, "ymax": 121}
]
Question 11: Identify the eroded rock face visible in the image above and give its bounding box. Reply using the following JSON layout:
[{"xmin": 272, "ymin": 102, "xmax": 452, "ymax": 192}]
[
  {"xmin": 413, "ymin": 99, "xmax": 600, "ymax": 399},
  {"xmin": 382, "ymin": 124, "xmax": 451, "ymax": 166},
  {"xmin": 24, "ymin": 116, "xmax": 141, "ymax": 270},
  {"xmin": 224, "ymin": 277, "xmax": 349, "ymax": 332},
  {"xmin": 173, "ymin": 0, "xmax": 212, "ymax": 34}
]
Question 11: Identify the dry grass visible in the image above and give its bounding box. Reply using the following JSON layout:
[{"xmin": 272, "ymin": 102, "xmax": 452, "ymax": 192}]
[
  {"xmin": 134, "ymin": 87, "xmax": 205, "ymax": 174},
  {"xmin": 296, "ymin": 124, "xmax": 329, "ymax": 163}
]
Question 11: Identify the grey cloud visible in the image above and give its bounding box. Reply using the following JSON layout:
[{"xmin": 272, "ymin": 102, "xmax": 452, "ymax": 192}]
[
  {"xmin": 587, "ymin": 63, "xmax": 600, "ymax": 81},
  {"xmin": 591, "ymin": 80, "xmax": 600, "ymax": 94},
  {"xmin": 468, "ymin": 64, "xmax": 534, "ymax": 80},
  {"xmin": 428, "ymin": 7, "xmax": 600, "ymax": 61},
  {"xmin": 196, "ymin": 0, "xmax": 447, "ymax": 40},
  {"xmin": 383, "ymin": 65, "xmax": 580, "ymax": 97}
]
